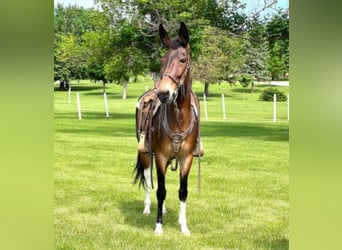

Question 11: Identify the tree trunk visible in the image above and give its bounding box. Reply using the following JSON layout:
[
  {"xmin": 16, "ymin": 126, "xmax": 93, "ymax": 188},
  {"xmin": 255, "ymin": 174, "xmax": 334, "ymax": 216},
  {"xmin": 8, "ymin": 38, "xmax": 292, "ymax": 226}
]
[
  {"xmin": 59, "ymin": 80, "xmax": 65, "ymax": 90},
  {"xmin": 103, "ymin": 82, "xmax": 106, "ymax": 94},
  {"xmin": 251, "ymin": 81, "xmax": 255, "ymax": 93},
  {"xmin": 204, "ymin": 82, "xmax": 209, "ymax": 97},
  {"xmin": 122, "ymin": 80, "xmax": 127, "ymax": 100}
]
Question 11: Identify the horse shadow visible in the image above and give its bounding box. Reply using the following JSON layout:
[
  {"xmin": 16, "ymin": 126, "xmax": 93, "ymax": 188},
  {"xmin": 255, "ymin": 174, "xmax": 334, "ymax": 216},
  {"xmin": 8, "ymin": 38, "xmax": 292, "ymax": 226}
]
[{"xmin": 118, "ymin": 199, "xmax": 178, "ymax": 230}]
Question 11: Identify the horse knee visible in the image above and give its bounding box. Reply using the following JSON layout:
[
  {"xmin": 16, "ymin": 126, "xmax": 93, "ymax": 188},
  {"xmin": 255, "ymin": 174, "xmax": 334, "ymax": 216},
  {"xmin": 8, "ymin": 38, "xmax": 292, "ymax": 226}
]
[
  {"xmin": 178, "ymin": 188, "xmax": 188, "ymax": 202},
  {"xmin": 157, "ymin": 188, "xmax": 166, "ymax": 201}
]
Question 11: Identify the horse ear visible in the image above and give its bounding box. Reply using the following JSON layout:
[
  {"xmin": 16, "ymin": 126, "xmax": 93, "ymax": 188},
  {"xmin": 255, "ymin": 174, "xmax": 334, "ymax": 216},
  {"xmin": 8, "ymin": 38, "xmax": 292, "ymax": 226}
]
[
  {"xmin": 178, "ymin": 22, "xmax": 189, "ymax": 46},
  {"xmin": 159, "ymin": 23, "xmax": 171, "ymax": 48}
]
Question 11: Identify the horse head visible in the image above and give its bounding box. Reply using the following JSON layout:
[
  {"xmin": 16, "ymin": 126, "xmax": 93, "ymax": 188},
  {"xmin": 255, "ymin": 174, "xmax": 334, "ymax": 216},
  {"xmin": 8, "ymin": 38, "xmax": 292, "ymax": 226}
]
[{"xmin": 157, "ymin": 22, "xmax": 190, "ymax": 104}]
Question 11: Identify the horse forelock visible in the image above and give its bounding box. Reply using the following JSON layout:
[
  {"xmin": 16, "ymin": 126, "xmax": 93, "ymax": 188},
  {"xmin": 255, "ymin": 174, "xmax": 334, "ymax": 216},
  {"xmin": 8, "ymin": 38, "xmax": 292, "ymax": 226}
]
[{"xmin": 169, "ymin": 38, "xmax": 188, "ymax": 49}]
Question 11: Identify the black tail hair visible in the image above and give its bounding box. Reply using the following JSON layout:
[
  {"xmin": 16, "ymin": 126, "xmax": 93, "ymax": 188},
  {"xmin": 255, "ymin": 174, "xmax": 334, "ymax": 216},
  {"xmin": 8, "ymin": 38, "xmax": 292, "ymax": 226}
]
[{"xmin": 133, "ymin": 153, "xmax": 146, "ymax": 188}]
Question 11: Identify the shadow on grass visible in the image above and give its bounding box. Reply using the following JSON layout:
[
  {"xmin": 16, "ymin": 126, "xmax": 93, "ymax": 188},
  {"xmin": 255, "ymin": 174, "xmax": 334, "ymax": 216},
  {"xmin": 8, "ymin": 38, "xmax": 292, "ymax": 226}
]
[
  {"xmin": 118, "ymin": 200, "xmax": 178, "ymax": 231},
  {"xmin": 83, "ymin": 91, "xmax": 122, "ymax": 98},
  {"xmin": 54, "ymin": 85, "xmax": 104, "ymax": 92},
  {"xmin": 255, "ymin": 238, "xmax": 289, "ymax": 250},
  {"xmin": 230, "ymin": 88, "xmax": 263, "ymax": 94},
  {"xmin": 55, "ymin": 111, "xmax": 134, "ymax": 120},
  {"xmin": 202, "ymin": 121, "xmax": 289, "ymax": 142},
  {"xmin": 54, "ymin": 112, "xmax": 136, "ymax": 137},
  {"xmin": 197, "ymin": 93, "xmax": 236, "ymax": 100}
]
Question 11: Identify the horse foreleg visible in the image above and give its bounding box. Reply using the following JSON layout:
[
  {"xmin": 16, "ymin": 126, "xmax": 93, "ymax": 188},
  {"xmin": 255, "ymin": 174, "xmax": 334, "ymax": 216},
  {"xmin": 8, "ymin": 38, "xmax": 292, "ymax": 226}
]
[
  {"xmin": 179, "ymin": 180, "xmax": 190, "ymax": 235},
  {"xmin": 154, "ymin": 159, "xmax": 167, "ymax": 234},
  {"xmin": 179, "ymin": 201, "xmax": 190, "ymax": 235},
  {"xmin": 178, "ymin": 157, "xmax": 192, "ymax": 235}
]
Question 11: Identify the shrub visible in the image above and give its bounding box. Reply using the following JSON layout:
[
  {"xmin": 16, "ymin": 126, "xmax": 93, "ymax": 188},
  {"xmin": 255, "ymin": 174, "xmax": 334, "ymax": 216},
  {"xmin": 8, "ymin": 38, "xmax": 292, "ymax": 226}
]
[
  {"xmin": 237, "ymin": 74, "xmax": 254, "ymax": 88},
  {"xmin": 259, "ymin": 87, "xmax": 287, "ymax": 101}
]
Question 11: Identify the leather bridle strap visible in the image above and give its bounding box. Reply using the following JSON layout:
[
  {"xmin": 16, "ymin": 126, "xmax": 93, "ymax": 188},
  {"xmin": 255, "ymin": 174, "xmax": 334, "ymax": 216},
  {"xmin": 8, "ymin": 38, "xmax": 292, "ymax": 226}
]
[
  {"xmin": 162, "ymin": 73, "xmax": 178, "ymax": 85},
  {"xmin": 162, "ymin": 60, "xmax": 190, "ymax": 86}
]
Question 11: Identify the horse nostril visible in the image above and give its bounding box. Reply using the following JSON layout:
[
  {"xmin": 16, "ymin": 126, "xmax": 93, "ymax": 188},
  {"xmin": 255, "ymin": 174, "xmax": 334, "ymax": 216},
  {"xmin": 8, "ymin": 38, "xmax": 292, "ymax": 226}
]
[{"xmin": 157, "ymin": 91, "xmax": 170, "ymax": 103}]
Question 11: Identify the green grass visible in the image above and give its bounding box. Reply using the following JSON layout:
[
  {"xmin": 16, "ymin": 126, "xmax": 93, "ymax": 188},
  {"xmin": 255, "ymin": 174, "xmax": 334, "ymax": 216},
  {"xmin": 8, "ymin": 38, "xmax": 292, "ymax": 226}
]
[{"xmin": 54, "ymin": 78, "xmax": 289, "ymax": 249}]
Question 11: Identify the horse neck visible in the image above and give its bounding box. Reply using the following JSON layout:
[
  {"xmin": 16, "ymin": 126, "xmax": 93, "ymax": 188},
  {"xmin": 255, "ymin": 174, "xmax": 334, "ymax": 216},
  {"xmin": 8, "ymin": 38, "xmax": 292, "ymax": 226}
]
[
  {"xmin": 168, "ymin": 75, "xmax": 192, "ymax": 130},
  {"xmin": 171, "ymin": 69, "xmax": 189, "ymax": 105}
]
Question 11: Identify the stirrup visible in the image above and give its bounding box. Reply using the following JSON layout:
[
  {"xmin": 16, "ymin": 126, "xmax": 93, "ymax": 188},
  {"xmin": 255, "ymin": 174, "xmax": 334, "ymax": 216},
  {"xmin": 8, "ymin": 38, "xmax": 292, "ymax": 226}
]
[
  {"xmin": 138, "ymin": 132, "xmax": 149, "ymax": 153},
  {"xmin": 193, "ymin": 144, "xmax": 204, "ymax": 157}
]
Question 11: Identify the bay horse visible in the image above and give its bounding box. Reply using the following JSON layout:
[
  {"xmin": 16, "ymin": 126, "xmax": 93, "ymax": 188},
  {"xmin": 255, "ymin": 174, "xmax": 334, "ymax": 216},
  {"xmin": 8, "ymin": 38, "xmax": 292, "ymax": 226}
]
[{"xmin": 134, "ymin": 22, "xmax": 201, "ymax": 235}]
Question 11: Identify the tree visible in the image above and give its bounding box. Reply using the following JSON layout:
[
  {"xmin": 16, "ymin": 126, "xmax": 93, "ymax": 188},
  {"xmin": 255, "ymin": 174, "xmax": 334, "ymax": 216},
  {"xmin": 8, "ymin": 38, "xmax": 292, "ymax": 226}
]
[
  {"xmin": 82, "ymin": 31, "xmax": 111, "ymax": 92},
  {"xmin": 265, "ymin": 8, "xmax": 289, "ymax": 79},
  {"xmin": 94, "ymin": 0, "xmax": 246, "ymax": 73},
  {"xmin": 54, "ymin": 4, "xmax": 107, "ymax": 86},
  {"xmin": 192, "ymin": 26, "xmax": 245, "ymax": 96},
  {"xmin": 54, "ymin": 33, "xmax": 85, "ymax": 90},
  {"xmin": 104, "ymin": 18, "xmax": 149, "ymax": 99}
]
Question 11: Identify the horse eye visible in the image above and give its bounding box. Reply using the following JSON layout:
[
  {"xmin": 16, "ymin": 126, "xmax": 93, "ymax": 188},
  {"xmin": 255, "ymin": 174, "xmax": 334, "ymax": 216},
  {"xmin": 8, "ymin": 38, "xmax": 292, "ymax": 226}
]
[{"xmin": 180, "ymin": 58, "xmax": 187, "ymax": 63}]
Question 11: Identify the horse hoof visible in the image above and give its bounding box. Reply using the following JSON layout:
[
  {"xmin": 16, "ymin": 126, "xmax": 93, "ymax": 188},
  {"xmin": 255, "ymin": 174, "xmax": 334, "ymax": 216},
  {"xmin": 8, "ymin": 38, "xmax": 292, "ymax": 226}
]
[
  {"xmin": 154, "ymin": 223, "xmax": 163, "ymax": 235},
  {"xmin": 180, "ymin": 225, "xmax": 190, "ymax": 236},
  {"xmin": 162, "ymin": 208, "xmax": 167, "ymax": 214},
  {"xmin": 143, "ymin": 207, "xmax": 150, "ymax": 215},
  {"xmin": 181, "ymin": 229, "xmax": 190, "ymax": 236}
]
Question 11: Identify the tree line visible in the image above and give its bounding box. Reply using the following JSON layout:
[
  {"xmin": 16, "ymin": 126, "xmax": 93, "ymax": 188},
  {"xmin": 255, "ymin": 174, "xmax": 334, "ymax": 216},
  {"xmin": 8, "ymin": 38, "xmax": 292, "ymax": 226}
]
[{"xmin": 54, "ymin": 0, "xmax": 288, "ymax": 97}]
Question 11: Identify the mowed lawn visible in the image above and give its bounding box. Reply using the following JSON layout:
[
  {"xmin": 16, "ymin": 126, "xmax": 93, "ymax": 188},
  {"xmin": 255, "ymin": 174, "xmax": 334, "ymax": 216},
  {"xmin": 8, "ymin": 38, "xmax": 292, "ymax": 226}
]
[{"xmin": 54, "ymin": 78, "xmax": 289, "ymax": 249}]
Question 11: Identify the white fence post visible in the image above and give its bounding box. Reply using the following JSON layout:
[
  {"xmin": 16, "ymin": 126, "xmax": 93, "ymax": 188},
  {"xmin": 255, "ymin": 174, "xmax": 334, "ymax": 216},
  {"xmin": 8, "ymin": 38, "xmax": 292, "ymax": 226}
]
[
  {"xmin": 76, "ymin": 92, "xmax": 82, "ymax": 120},
  {"xmin": 287, "ymin": 94, "xmax": 290, "ymax": 121},
  {"xmin": 222, "ymin": 93, "xmax": 226, "ymax": 120},
  {"xmin": 273, "ymin": 94, "xmax": 276, "ymax": 122},
  {"xmin": 68, "ymin": 86, "xmax": 71, "ymax": 104},
  {"xmin": 104, "ymin": 92, "xmax": 109, "ymax": 117},
  {"xmin": 203, "ymin": 94, "xmax": 208, "ymax": 121}
]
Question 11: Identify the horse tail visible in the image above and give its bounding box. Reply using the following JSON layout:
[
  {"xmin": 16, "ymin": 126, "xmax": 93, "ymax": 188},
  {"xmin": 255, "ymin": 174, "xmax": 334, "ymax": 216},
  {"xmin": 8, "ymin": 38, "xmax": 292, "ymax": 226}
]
[{"xmin": 133, "ymin": 153, "xmax": 146, "ymax": 188}]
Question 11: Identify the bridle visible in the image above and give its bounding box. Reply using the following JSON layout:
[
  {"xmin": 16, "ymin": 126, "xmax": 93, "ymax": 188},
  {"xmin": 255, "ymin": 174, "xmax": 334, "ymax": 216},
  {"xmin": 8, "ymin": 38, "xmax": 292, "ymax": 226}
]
[{"xmin": 161, "ymin": 50, "xmax": 191, "ymax": 99}]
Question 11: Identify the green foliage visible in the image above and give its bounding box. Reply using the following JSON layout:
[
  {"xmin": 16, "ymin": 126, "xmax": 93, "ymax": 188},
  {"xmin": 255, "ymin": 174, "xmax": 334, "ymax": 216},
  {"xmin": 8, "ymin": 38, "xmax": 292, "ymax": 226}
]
[
  {"xmin": 265, "ymin": 9, "xmax": 289, "ymax": 79},
  {"xmin": 237, "ymin": 74, "xmax": 254, "ymax": 88},
  {"xmin": 260, "ymin": 87, "xmax": 287, "ymax": 102},
  {"xmin": 82, "ymin": 31, "xmax": 111, "ymax": 82},
  {"xmin": 54, "ymin": 33, "xmax": 86, "ymax": 81},
  {"xmin": 54, "ymin": 5, "xmax": 108, "ymax": 82},
  {"xmin": 266, "ymin": 41, "xmax": 287, "ymax": 80},
  {"xmin": 192, "ymin": 26, "xmax": 245, "ymax": 84}
]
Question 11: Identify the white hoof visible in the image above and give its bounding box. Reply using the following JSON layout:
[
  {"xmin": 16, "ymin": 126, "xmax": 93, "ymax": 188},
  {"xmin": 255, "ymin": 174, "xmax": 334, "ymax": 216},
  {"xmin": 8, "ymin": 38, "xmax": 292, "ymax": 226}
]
[
  {"xmin": 154, "ymin": 223, "xmax": 163, "ymax": 235},
  {"xmin": 180, "ymin": 224, "xmax": 190, "ymax": 236},
  {"xmin": 162, "ymin": 207, "xmax": 167, "ymax": 214},
  {"xmin": 143, "ymin": 206, "xmax": 150, "ymax": 215}
]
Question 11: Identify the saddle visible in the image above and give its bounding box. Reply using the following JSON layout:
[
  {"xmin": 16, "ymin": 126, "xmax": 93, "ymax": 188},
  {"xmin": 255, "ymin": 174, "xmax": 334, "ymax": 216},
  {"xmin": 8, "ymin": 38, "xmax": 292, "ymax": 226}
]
[{"xmin": 136, "ymin": 88, "xmax": 203, "ymax": 157}]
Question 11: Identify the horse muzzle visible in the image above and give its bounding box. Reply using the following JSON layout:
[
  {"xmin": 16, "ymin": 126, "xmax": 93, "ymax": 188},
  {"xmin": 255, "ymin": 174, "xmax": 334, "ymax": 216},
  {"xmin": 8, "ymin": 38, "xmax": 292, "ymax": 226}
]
[{"xmin": 157, "ymin": 90, "xmax": 171, "ymax": 103}]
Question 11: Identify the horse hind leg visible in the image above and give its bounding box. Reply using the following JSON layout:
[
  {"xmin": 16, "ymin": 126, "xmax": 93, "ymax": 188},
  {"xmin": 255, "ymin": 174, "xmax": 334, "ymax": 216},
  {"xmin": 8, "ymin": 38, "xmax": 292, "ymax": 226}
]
[
  {"xmin": 141, "ymin": 153, "xmax": 152, "ymax": 215},
  {"xmin": 143, "ymin": 164, "xmax": 152, "ymax": 215},
  {"xmin": 134, "ymin": 152, "xmax": 153, "ymax": 215}
]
